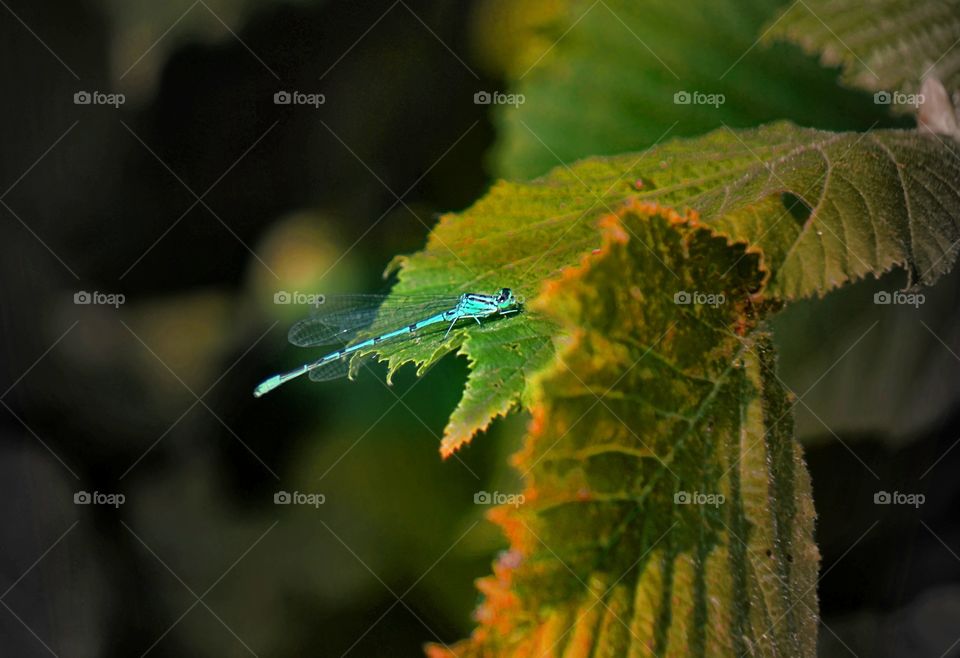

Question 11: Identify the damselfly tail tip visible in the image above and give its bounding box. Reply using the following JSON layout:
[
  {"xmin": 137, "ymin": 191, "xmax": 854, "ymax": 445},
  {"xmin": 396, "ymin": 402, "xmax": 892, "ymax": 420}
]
[{"xmin": 253, "ymin": 375, "xmax": 282, "ymax": 398}]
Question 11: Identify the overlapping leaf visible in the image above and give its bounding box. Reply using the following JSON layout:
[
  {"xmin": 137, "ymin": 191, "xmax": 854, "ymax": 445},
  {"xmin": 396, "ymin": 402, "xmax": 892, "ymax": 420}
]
[
  {"xmin": 428, "ymin": 204, "xmax": 818, "ymax": 657},
  {"xmin": 369, "ymin": 123, "xmax": 960, "ymax": 454}
]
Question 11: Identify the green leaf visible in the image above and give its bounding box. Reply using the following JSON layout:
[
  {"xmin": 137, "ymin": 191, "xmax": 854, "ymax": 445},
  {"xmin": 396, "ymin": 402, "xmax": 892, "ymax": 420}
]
[
  {"xmin": 428, "ymin": 205, "xmax": 818, "ymax": 658},
  {"xmin": 658, "ymin": 125, "xmax": 960, "ymax": 297},
  {"xmin": 372, "ymin": 122, "xmax": 960, "ymax": 453},
  {"xmin": 440, "ymin": 321, "xmax": 554, "ymax": 456},
  {"xmin": 765, "ymin": 0, "xmax": 960, "ymax": 106},
  {"xmin": 476, "ymin": 0, "xmax": 894, "ymax": 179}
]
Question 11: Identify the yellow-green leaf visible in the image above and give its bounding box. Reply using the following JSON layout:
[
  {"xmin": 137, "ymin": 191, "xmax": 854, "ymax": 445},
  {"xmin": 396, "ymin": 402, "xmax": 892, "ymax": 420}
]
[{"xmin": 428, "ymin": 204, "xmax": 818, "ymax": 657}]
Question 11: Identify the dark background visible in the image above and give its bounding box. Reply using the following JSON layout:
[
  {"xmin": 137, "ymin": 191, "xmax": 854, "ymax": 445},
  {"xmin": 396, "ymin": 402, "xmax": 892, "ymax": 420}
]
[{"xmin": 1, "ymin": 1, "xmax": 958, "ymax": 656}]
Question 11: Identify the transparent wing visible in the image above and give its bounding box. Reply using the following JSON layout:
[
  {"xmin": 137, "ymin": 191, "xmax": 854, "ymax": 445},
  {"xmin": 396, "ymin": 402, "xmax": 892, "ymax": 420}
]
[
  {"xmin": 288, "ymin": 294, "xmax": 460, "ymax": 348},
  {"xmin": 307, "ymin": 356, "xmax": 352, "ymax": 382},
  {"xmin": 288, "ymin": 300, "xmax": 383, "ymax": 347}
]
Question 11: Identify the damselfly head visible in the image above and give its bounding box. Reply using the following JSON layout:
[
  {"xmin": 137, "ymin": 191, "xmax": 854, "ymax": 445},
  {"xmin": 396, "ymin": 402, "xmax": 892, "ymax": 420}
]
[{"xmin": 495, "ymin": 287, "xmax": 518, "ymax": 311}]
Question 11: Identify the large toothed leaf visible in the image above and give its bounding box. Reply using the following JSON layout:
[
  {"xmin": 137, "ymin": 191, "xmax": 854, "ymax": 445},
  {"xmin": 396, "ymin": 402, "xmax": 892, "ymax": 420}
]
[
  {"xmin": 368, "ymin": 122, "xmax": 960, "ymax": 454},
  {"xmin": 428, "ymin": 204, "xmax": 818, "ymax": 658},
  {"xmin": 661, "ymin": 126, "xmax": 960, "ymax": 296},
  {"xmin": 475, "ymin": 0, "xmax": 892, "ymax": 179},
  {"xmin": 765, "ymin": 0, "xmax": 960, "ymax": 106}
]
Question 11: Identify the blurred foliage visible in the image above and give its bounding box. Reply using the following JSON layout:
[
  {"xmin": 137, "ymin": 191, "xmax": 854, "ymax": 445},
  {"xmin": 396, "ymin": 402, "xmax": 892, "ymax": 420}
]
[
  {"xmin": 471, "ymin": 0, "xmax": 900, "ymax": 179},
  {"xmin": 2, "ymin": 0, "xmax": 511, "ymax": 655},
  {"xmin": 249, "ymin": 211, "xmax": 362, "ymax": 317},
  {"xmin": 125, "ymin": 289, "xmax": 234, "ymax": 392},
  {"xmin": 771, "ymin": 265, "xmax": 960, "ymax": 445},
  {"xmin": 101, "ymin": 0, "xmax": 306, "ymax": 94},
  {"xmin": 130, "ymin": 362, "xmax": 524, "ymax": 655},
  {"xmin": 468, "ymin": 0, "xmax": 564, "ymax": 78}
]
